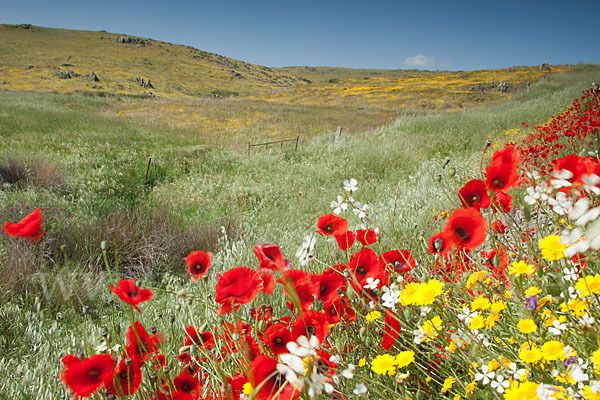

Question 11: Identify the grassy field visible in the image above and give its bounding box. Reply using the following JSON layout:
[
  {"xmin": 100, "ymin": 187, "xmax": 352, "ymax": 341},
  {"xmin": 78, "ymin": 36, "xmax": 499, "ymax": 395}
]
[
  {"xmin": 0, "ymin": 59, "xmax": 598, "ymax": 398},
  {"xmin": 0, "ymin": 24, "xmax": 572, "ymax": 151}
]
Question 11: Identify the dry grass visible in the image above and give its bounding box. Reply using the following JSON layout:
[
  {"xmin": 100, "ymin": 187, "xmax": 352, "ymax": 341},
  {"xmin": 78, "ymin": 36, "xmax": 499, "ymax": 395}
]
[
  {"xmin": 0, "ymin": 155, "xmax": 64, "ymax": 190},
  {"xmin": 53, "ymin": 207, "xmax": 239, "ymax": 279}
]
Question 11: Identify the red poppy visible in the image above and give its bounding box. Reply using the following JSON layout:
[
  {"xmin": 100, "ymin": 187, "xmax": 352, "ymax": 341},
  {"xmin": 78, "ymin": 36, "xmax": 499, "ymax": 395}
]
[
  {"xmin": 380, "ymin": 250, "xmax": 416, "ymax": 274},
  {"xmin": 485, "ymin": 247, "xmax": 510, "ymax": 287},
  {"xmin": 443, "ymin": 208, "xmax": 487, "ymax": 250},
  {"xmin": 105, "ymin": 357, "xmax": 143, "ymax": 397},
  {"xmin": 311, "ymin": 270, "xmax": 345, "ymax": 303},
  {"xmin": 183, "ymin": 326, "xmax": 215, "ymax": 350},
  {"xmin": 382, "ymin": 311, "xmax": 401, "ymax": 350},
  {"xmin": 173, "ymin": 370, "xmax": 200, "ymax": 396},
  {"xmin": 492, "ymin": 192, "xmax": 513, "ymax": 213},
  {"xmin": 264, "ymin": 325, "xmax": 293, "ymax": 355},
  {"xmin": 215, "ymin": 267, "xmax": 263, "ymax": 315},
  {"xmin": 428, "ymin": 231, "xmax": 454, "ymax": 255},
  {"xmin": 254, "ymin": 243, "xmax": 289, "ymax": 272},
  {"xmin": 60, "ymin": 353, "xmax": 115, "ymax": 398},
  {"xmin": 315, "ymin": 213, "xmax": 348, "ymax": 236},
  {"xmin": 348, "ymin": 248, "xmax": 379, "ymax": 287},
  {"xmin": 248, "ymin": 356, "xmax": 300, "ymax": 400},
  {"xmin": 3, "ymin": 207, "xmax": 44, "ymax": 242},
  {"xmin": 124, "ymin": 321, "xmax": 163, "ymax": 363},
  {"xmin": 491, "ymin": 220, "xmax": 507, "ymax": 234},
  {"xmin": 291, "ymin": 310, "xmax": 331, "ymax": 344},
  {"xmin": 184, "ymin": 250, "xmax": 212, "ymax": 282},
  {"xmin": 356, "ymin": 229, "xmax": 378, "ymax": 245},
  {"xmin": 261, "ymin": 272, "xmax": 276, "ymax": 294},
  {"xmin": 552, "ymin": 154, "xmax": 596, "ymax": 185},
  {"xmin": 491, "ymin": 146, "xmax": 521, "ymax": 166},
  {"xmin": 458, "ymin": 179, "xmax": 490, "ymax": 209},
  {"xmin": 334, "ymin": 230, "xmax": 355, "ymax": 251},
  {"xmin": 277, "ymin": 269, "xmax": 309, "ymax": 287},
  {"xmin": 324, "ymin": 298, "xmax": 345, "ymax": 324},
  {"xmin": 109, "ymin": 280, "xmax": 154, "ymax": 313},
  {"xmin": 152, "ymin": 354, "xmax": 166, "ymax": 370}
]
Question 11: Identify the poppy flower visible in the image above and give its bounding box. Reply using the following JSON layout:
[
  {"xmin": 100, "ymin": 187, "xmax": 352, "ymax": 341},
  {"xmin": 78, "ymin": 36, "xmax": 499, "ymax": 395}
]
[
  {"xmin": 348, "ymin": 248, "xmax": 380, "ymax": 287},
  {"xmin": 261, "ymin": 272, "xmax": 276, "ymax": 294},
  {"xmin": 491, "ymin": 146, "xmax": 521, "ymax": 166},
  {"xmin": 311, "ymin": 270, "xmax": 345, "ymax": 303},
  {"xmin": 324, "ymin": 298, "xmax": 346, "ymax": 324},
  {"xmin": 552, "ymin": 154, "xmax": 596, "ymax": 185},
  {"xmin": 291, "ymin": 310, "xmax": 330, "ymax": 344},
  {"xmin": 277, "ymin": 269, "xmax": 309, "ymax": 287},
  {"xmin": 173, "ymin": 370, "xmax": 200, "ymax": 397},
  {"xmin": 315, "ymin": 213, "xmax": 348, "ymax": 236},
  {"xmin": 492, "ymin": 220, "xmax": 507, "ymax": 234},
  {"xmin": 105, "ymin": 357, "xmax": 143, "ymax": 397},
  {"xmin": 492, "ymin": 192, "xmax": 513, "ymax": 213},
  {"xmin": 428, "ymin": 231, "xmax": 454, "ymax": 255},
  {"xmin": 109, "ymin": 280, "xmax": 154, "ymax": 313},
  {"xmin": 264, "ymin": 326, "xmax": 293, "ymax": 355},
  {"xmin": 215, "ymin": 267, "xmax": 263, "ymax": 315},
  {"xmin": 485, "ymin": 161, "xmax": 520, "ymax": 192},
  {"xmin": 183, "ymin": 326, "xmax": 215, "ymax": 350},
  {"xmin": 254, "ymin": 243, "xmax": 289, "ymax": 272},
  {"xmin": 184, "ymin": 250, "xmax": 212, "ymax": 282},
  {"xmin": 248, "ymin": 355, "xmax": 300, "ymax": 400},
  {"xmin": 3, "ymin": 207, "xmax": 44, "ymax": 242},
  {"xmin": 60, "ymin": 353, "xmax": 115, "ymax": 398},
  {"xmin": 382, "ymin": 311, "xmax": 401, "ymax": 350},
  {"xmin": 443, "ymin": 208, "xmax": 487, "ymax": 250},
  {"xmin": 485, "ymin": 247, "xmax": 510, "ymax": 287},
  {"xmin": 458, "ymin": 179, "xmax": 490, "ymax": 209},
  {"xmin": 124, "ymin": 321, "xmax": 163, "ymax": 362},
  {"xmin": 334, "ymin": 230, "xmax": 355, "ymax": 251},
  {"xmin": 356, "ymin": 229, "xmax": 378, "ymax": 245},
  {"xmin": 380, "ymin": 250, "xmax": 416, "ymax": 274}
]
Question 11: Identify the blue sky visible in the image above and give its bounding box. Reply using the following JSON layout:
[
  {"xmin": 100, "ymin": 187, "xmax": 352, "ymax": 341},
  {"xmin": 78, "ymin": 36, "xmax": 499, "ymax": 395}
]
[{"xmin": 3, "ymin": 0, "xmax": 600, "ymax": 70}]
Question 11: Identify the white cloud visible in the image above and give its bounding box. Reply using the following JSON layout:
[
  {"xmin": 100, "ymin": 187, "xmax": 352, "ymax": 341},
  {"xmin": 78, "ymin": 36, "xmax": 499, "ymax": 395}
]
[{"xmin": 403, "ymin": 54, "xmax": 436, "ymax": 69}]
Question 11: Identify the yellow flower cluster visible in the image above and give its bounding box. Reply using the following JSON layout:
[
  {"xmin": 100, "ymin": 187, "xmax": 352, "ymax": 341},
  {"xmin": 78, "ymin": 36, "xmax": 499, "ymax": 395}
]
[
  {"xmin": 371, "ymin": 351, "xmax": 415, "ymax": 376},
  {"xmin": 400, "ymin": 280, "xmax": 444, "ymax": 306}
]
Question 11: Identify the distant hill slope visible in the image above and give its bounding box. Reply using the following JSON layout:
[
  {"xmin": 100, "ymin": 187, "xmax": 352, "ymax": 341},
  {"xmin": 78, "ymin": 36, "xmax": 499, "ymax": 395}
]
[
  {"xmin": 0, "ymin": 24, "xmax": 572, "ymax": 112},
  {"xmin": 0, "ymin": 24, "xmax": 304, "ymax": 98}
]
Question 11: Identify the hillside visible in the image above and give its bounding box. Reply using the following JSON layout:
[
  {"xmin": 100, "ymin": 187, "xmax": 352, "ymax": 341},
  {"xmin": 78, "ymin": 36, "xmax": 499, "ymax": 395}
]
[
  {"xmin": 1, "ymin": 24, "xmax": 571, "ymax": 110},
  {"xmin": 0, "ymin": 23, "xmax": 304, "ymax": 98}
]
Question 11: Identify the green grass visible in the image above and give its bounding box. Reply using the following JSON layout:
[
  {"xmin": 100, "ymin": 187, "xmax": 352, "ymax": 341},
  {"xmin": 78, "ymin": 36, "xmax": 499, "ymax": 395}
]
[{"xmin": 0, "ymin": 64, "xmax": 598, "ymax": 398}]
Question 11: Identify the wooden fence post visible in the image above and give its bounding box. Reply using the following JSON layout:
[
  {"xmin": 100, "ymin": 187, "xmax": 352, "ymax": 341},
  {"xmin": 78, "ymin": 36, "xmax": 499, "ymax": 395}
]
[
  {"xmin": 145, "ymin": 157, "xmax": 152, "ymax": 181},
  {"xmin": 248, "ymin": 142, "xmax": 251, "ymax": 157},
  {"xmin": 295, "ymin": 136, "xmax": 299, "ymax": 151}
]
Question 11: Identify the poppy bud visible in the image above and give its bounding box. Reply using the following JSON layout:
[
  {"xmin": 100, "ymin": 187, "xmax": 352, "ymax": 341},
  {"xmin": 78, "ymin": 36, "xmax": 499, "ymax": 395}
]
[
  {"xmin": 448, "ymin": 167, "xmax": 456, "ymax": 177},
  {"xmin": 124, "ymin": 358, "xmax": 132, "ymax": 366},
  {"xmin": 169, "ymin": 314, "xmax": 176, "ymax": 323},
  {"xmin": 443, "ymin": 157, "xmax": 451, "ymax": 168},
  {"xmin": 163, "ymin": 366, "xmax": 170, "ymax": 373},
  {"xmin": 82, "ymin": 306, "xmax": 89, "ymax": 315},
  {"xmin": 435, "ymin": 174, "xmax": 442, "ymax": 182},
  {"xmin": 175, "ymin": 304, "xmax": 182, "ymax": 311},
  {"xmin": 101, "ymin": 241, "xmax": 108, "ymax": 251},
  {"xmin": 485, "ymin": 139, "xmax": 492, "ymax": 149}
]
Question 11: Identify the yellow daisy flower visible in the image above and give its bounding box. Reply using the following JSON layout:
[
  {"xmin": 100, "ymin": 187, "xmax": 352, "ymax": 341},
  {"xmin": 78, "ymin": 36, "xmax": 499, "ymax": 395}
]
[
  {"xmin": 539, "ymin": 235, "xmax": 566, "ymax": 261},
  {"xmin": 508, "ymin": 260, "xmax": 535, "ymax": 276}
]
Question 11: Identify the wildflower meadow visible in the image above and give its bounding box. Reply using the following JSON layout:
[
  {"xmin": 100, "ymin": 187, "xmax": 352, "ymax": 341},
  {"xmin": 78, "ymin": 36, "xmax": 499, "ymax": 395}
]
[{"xmin": 3, "ymin": 76, "xmax": 600, "ymax": 400}]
